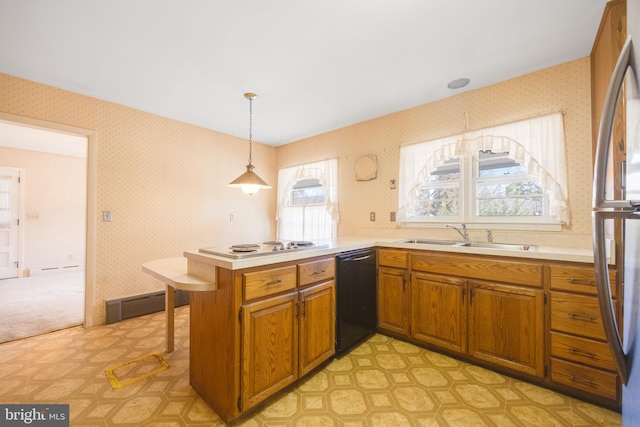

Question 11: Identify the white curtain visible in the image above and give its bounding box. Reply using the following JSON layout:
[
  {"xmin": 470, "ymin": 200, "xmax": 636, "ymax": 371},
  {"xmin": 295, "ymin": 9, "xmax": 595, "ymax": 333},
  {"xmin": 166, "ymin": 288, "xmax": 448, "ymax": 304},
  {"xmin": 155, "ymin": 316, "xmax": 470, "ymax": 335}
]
[
  {"xmin": 276, "ymin": 159, "xmax": 339, "ymax": 240},
  {"xmin": 398, "ymin": 113, "xmax": 570, "ymax": 224}
]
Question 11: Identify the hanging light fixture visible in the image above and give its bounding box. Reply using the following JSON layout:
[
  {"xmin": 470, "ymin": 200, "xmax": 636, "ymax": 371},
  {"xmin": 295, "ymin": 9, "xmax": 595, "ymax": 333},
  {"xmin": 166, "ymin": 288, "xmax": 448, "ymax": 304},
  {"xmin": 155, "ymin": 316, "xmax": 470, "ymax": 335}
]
[{"xmin": 228, "ymin": 92, "xmax": 271, "ymax": 195}]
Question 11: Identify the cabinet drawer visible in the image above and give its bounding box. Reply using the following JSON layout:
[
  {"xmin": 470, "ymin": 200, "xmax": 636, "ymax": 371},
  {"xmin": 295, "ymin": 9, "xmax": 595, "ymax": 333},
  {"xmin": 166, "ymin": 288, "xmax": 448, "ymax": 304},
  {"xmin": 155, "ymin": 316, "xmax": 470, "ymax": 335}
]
[
  {"xmin": 243, "ymin": 266, "xmax": 297, "ymax": 301},
  {"xmin": 298, "ymin": 258, "xmax": 335, "ymax": 287},
  {"xmin": 550, "ymin": 331, "xmax": 616, "ymax": 372},
  {"xmin": 549, "ymin": 265, "xmax": 617, "ymax": 297},
  {"xmin": 550, "ymin": 357, "xmax": 618, "ymax": 401},
  {"xmin": 550, "ymin": 292, "xmax": 613, "ymax": 340},
  {"xmin": 378, "ymin": 249, "xmax": 408, "ymax": 269}
]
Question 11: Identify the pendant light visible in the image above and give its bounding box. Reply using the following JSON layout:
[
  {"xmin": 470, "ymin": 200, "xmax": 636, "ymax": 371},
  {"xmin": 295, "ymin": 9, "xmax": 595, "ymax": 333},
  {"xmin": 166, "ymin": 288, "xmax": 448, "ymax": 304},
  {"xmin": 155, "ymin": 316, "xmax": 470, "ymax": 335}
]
[{"xmin": 228, "ymin": 92, "xmax": 271, "ymax": 195}]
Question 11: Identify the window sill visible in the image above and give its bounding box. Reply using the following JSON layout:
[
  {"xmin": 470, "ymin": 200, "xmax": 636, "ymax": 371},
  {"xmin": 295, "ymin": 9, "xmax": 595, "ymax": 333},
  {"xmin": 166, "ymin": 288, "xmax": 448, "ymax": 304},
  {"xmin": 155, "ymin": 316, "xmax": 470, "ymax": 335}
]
[{"xmin": 398, "ymin": 221, "xmax": 564, "ymax": 232}]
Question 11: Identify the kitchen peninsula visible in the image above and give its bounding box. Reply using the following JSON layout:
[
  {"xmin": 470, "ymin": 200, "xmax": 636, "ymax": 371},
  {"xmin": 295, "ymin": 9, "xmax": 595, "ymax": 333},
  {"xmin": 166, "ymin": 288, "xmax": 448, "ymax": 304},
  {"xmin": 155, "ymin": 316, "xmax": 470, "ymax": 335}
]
[{"xmin": 174, "ymin": 237, "xmax": 617, "ymax": 423}]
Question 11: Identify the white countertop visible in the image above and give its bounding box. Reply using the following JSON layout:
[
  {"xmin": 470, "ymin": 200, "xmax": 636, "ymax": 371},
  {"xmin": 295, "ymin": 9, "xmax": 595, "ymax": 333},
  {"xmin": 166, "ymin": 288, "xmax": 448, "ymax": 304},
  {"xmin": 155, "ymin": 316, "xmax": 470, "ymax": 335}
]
[
  {"xmin": 184, "ymin": 237, "xmax": 600, "ymax": 270},
  {"xmin": 142, "ymin": 257, "xmax": 217, "ymax": 291}
]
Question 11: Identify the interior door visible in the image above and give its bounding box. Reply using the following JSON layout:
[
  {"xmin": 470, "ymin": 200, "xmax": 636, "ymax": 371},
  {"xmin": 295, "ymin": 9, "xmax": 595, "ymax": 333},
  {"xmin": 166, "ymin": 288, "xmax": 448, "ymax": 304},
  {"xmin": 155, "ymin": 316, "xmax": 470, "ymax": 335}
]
[{"xmin": 0, "ymin": 167, "xmax": 21, "ymax": 279}]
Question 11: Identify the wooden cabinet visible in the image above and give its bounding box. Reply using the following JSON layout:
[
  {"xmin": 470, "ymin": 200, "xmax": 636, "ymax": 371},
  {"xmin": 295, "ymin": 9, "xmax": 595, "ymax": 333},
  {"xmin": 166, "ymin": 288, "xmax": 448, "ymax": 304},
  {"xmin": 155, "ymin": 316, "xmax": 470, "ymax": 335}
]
[
  {"xmin": 241, "ymin": 258, "xmax": 335, "ymax": 411},
  {"xmin": 298, "ymin": 280, "xmax": 335, "ymax": 376},
  {"xmin": 243, "ymin": 265, "xmax": 297, "ymax": 300},
  {"xmin": 467, "ymin": 280, "xmax": 544, "ymax": 377},
  {"xmin": 190, "ymin": 255, "xmax": 335, "ymax": 423},
  {"xmin": 299, "ymin": 258, "xmax": 335, "ymax": 286},
  {"xmin": 591, "ymin": 0, "xmax": 627, "ymax": 281},
  {"xmin": 378, "ymin": 267, "xmax": 410, "ymax": 335},
  {"xmin": 242, "ymin": 292, "xmax": 298, "ymax": 410},
  {"xmin": 377, "ymin": 249, "xmax": 410, "ymax": 336},
  {"xmin": 411, "ymin": 272, "xmax": 466, "ymax": 354},
  {"xmin": 591, "ymin": 0, "xmax": 626, "ymax": 169},
  {"xmin": 241, "ymin": 277, "xmax": 335, "ymax": 410},
  {"xmin": 548, "ymin": 263, "xmax": 620, "ymax": 404},
  {"xmin": 373, "ymin": 247, "xmax": 621, "ymax": 409},
  {"xmin": 378, "ymin": 249, "xmax": 545, "ymax": 378},
  {"xmin": 410, "ymin": 251, "xmax": 544, "ymax": 378}
]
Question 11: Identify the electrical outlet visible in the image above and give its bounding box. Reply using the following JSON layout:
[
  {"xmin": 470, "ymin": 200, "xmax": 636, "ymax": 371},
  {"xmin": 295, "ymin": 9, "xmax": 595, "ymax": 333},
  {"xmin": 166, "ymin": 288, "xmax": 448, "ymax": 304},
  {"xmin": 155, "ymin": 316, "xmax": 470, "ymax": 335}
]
[
  {"xmin": 390, "ymin": 179, "xmax": 396, "ymax": 189},
  {"xmin": 390, "ymin": 211, "xmax": 396, "ymax": 222},
  {"xmin": 230, "ymin": 212, "xmax": 236, "ymax": 221},
  {"xmin": 370, "ymin": 212, "xmax": 376, "ymax": 221},
  {"xmin": 103, "ymin": 210, "xmax": 112, "ymax": 222}
]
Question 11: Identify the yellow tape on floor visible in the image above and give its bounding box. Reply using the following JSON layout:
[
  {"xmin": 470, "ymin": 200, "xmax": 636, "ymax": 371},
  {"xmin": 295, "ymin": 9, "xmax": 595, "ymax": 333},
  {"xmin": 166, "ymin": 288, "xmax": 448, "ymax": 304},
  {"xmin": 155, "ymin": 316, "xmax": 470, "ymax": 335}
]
[{"xmin": 105, "ymin": 351, "xmax": 169, "ymax": 389}]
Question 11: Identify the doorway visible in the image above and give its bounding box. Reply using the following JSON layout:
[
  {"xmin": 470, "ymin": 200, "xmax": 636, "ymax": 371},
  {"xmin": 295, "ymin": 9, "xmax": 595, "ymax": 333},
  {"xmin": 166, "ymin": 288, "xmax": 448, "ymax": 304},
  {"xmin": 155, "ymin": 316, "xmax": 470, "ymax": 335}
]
[
  {"xmin": 0, "ymin": 167, "xmax": 20, "ymax": 279},
  {"xmin": 0, "ymin": 118, "xmax": 89, "ymax": 342}
]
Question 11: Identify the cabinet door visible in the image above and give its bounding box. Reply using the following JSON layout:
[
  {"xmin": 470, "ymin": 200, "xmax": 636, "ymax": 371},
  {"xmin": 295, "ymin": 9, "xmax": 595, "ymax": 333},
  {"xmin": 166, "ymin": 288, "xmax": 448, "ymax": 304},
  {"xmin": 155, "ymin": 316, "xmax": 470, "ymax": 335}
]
[
  {"xmin": 242, "ymin": 292, "xmax": 298, "ymax": 411},
  {"xmin": 299, "ymin": 280, "xmax": 336, "ymax": 376},
  {"xmin": 377, "ymin": 267, "xmax": 410, "ymax": 336},
  {"xmin": 468, "ymin": 281, "xmax": 544, "ymax": 377},
  {"xmin": 411, "ymin": 273, "xmax": 467, "ymax": 354},
  {"xmin": 591, "ymin": 0, "xmax": 626, "ymax": 167},
  {"xmin": 591, "ymin": 0, "xmax": 626, "ymax": 277}
]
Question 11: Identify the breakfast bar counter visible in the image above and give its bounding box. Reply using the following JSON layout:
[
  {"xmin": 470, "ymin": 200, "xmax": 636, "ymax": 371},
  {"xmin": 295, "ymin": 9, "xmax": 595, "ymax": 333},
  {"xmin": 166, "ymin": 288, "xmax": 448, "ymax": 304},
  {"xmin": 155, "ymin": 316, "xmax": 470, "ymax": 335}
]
[{"xmin": 141, "ymin": 257, "xmax": 217, "ymax": 352}]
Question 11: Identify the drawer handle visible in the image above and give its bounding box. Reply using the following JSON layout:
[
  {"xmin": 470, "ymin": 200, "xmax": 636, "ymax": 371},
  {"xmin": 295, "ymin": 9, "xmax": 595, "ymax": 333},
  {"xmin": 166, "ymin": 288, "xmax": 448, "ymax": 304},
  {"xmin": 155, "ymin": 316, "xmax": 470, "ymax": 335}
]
[
  {"xmin": 568, "ymin": 278, "xmax": 597, "ymax": 285},
  {"xmin": 569, "ymin": 375, "xmax": 597, "ymax": 388},
  {"xmin": 313, "ymin": 269, "xmax": 327, "ymax": 275},
  {"xmin": 569, "ymin": 347, "xmax": 597, "ymax": 359},
  {"xmin": 568, "ymin": 313, "xmax": 597, "ymax": 323},
  {"xmin": 266, "ymin": 279, "xmax": 283, "ymax": 286}
]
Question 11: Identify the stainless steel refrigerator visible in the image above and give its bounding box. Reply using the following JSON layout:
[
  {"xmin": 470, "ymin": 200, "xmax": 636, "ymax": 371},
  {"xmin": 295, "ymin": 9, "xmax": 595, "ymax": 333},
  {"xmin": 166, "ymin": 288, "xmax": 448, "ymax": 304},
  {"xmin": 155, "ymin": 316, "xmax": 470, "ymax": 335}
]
[{"xmin": 593, "ymin": 1, "xmax": 640, "ymax": 424}]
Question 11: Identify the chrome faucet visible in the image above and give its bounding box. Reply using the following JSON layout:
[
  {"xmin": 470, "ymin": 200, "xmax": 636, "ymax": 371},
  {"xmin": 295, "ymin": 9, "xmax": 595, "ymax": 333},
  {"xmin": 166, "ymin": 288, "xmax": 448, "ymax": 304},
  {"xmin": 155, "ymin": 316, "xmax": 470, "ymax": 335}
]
[{"xmin": 446, "ymin": 224, "xmax": 468, "ymax": 242}]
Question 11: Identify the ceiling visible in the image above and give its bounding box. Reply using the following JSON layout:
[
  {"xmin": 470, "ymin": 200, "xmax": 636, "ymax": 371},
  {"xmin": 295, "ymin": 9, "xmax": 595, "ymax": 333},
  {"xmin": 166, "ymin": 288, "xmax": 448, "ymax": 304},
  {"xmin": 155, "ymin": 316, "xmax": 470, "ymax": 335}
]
[
  {"xmin": 0, "ymin": 1, "xmax": 608, "ymax": 146},
  {"xmin": 0, "ymin": 121, "xmax": 87, "ymax": 157}
]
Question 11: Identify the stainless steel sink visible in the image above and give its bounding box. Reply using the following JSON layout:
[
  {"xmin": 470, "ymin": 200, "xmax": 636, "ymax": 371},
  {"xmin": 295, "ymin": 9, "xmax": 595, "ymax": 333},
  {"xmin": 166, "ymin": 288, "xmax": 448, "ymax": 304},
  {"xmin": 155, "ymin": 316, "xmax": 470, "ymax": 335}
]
[
  {"xmin": 396, "ymin": 238, "xmax": 537, "ymax": 251},
  {"xmin": 458, "ymin": 242, "xmax": 538, "ymax": 251},
  {"xmin": 395, "ymin": 238, "xmax": 459, "ymax": 246}
]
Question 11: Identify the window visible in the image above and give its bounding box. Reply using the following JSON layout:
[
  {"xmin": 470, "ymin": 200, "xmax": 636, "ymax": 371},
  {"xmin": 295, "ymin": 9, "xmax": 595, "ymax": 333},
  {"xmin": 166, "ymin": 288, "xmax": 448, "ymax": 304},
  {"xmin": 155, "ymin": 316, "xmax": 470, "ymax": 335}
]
[
  {"xmin": 398, "ymin": 113, "xmax": 569, "ymax": 227},
  {"xmin": 276, "ymin": 159, "xmax": 338, "ymax": 241},
  {"xmin": 475, "ymin": 151, "xmax": 544, "ymax": 218},
  {"xmin": 415, "ymin": 157, "xmax": 461, "ymax": 218},
  {"xmin": 291, "ymin": 178, "xmax": 326, "ymax": 205}
]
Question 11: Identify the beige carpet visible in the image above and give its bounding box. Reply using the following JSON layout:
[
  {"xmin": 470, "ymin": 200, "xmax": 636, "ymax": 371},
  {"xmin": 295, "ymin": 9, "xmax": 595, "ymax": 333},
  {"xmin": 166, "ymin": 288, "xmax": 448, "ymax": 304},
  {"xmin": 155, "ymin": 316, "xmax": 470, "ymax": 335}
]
[{"xmin": 0, "ymin": 270, "xmax": 84, "ymax": 343}]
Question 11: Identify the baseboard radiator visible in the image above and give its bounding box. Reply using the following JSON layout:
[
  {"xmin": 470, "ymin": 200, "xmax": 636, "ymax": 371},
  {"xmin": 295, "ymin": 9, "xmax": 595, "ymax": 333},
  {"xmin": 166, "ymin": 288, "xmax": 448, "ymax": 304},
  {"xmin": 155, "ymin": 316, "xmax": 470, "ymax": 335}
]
[{"xmin": 105, "ymin": 289, "xmax": 190, "ymax": 325}]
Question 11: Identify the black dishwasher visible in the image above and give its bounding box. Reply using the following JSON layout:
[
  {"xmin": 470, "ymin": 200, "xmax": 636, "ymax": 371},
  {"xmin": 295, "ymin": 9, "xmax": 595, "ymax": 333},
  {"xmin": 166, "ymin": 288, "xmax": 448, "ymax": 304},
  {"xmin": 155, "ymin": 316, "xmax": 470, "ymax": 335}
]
[{"xmin": 335, "ymin": 249, "xmax": 377, "ymax": 355}]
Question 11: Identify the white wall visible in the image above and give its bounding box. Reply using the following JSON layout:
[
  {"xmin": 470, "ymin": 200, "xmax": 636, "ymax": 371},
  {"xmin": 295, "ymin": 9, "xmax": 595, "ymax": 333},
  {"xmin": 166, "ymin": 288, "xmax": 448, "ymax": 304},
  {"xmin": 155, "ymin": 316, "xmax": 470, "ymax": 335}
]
[{"xmin": 0, "ymin": 145, "xmax": 86, "ymax": 274}]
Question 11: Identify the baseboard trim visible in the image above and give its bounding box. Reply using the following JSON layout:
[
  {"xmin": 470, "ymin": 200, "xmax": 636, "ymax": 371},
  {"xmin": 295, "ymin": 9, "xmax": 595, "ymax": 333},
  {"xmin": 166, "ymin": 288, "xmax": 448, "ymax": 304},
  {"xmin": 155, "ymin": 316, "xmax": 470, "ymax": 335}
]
[{"xmin": 105, "ymin": 289, "xmax": 189, "ymax": 325}]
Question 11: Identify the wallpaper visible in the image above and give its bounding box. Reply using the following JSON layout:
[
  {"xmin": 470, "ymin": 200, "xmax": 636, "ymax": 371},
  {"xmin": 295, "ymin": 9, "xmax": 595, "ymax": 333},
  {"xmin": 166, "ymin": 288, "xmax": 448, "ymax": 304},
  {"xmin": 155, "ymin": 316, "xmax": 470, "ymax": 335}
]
[
  {"xmin": 0, "ymin": 56, "xmax": 593, "ymax": 325},
  {"xmin": 0, "ymin": 73, "xmax": 276, "ymax": 325},
  {"xmin": 276, "ymin": 57, "xmax": 594, "ymax": 248}
]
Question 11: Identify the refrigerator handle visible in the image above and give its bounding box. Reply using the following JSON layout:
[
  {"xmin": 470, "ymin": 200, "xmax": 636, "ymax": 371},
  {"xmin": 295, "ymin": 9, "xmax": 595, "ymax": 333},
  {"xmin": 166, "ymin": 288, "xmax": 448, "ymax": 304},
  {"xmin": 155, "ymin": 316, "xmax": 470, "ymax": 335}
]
[
  {"xmin": 592, "ymin": 34, "xmax": 640, "ymax": 385},
  {"xmin": 593, "ymin": 35, "xmax": 634, "ymax": 210},
  {"xmin": 593, "ymin": 210, "xmax": 633, "ymax": 384}
]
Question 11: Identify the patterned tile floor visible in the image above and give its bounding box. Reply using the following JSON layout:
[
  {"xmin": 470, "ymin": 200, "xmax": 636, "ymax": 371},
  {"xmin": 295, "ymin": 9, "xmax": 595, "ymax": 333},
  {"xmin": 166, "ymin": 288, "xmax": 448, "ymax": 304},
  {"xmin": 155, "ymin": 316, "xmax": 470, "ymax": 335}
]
[{"xmin": 0, "ymin": 305, "xmax": 622, "ymax": 426}]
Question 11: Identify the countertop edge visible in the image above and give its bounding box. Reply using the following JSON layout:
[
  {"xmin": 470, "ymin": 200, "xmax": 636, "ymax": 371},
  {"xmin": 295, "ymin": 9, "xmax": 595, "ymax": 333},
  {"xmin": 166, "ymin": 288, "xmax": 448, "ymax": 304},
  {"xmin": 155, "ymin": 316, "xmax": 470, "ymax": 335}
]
[
  {"xmin": 142, "ymin": 257, "xmax": 217, "ymax": 291},
  {"xmin": 183, "ymin": 237, "xmax": 601, "ymax": 269}
]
